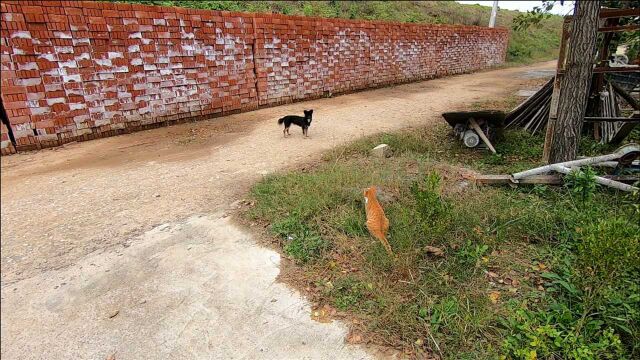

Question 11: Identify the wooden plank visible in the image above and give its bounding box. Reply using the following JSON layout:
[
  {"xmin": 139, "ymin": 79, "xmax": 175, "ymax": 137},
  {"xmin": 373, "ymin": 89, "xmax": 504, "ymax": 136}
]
[
  {"xmin": 599, "ymin": 8, "xmax": 640, "ymax": 18},
  {"xmin": 610, "ymin": 123, "xmax": 639, "ymax": 144},
  {"xmin": 475, "ymin": 174, "xmax": 639, "ymax": 185},
  {"xmin": 558, "ymin": 67, "xmax": 640, "ymax": 74},
  {"xmin": 591, "ymin": 67, "xmax": 637, "ymax": 74},
  {"xmin": 475, "ymin": 175, "xmax": 563, "ymax": 185},
  {"xmin": 557, "ymin": 20, "xmax": 570, "ymax": 72},
  {"xmin": 566, "ymin": 8, "xmax": 640, "ymax": 20},
  {"xmin": 611, "ymin": 82, "xmax": 640, "ymax": 110},
  {"xmin": 505, "ymin": 78, "xmax": 554, "ymax": 125},
  {"xmin": 593, "ymin": 16, "xmax": 617, "ymax": 135},
  {"xmin": 605, "ymin": 84, "xmax": 640, "ymax": 145},
  {"xmin": 544, "ymin": 74, "xmax": 564, "ymax": 162},
  {"xmin": 506, "ymin": 85, "xmax": 552, "ymax": 127},
  {"xmin": 468, "ymin": 118, "xmax": 497, "ymax": 154},
  {"xmin": 474, "ymin": 175, "xmax": 513, "ymax": 184},
  {"xmin": 584, "ymin": 116, "xmax": 640, "ymax": 122},
  {"xmin": 598, "ymin": 24, "xmax": 640, "ymax": 32}
]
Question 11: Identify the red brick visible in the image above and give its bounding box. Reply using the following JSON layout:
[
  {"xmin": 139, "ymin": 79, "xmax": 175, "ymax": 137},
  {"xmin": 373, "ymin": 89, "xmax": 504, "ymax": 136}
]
[
  {"xmin": 47, "ymin": 14, "xmax": 68, "ymax": 23},
  {"xmin": 25, "ymin": 13, "xmax": 46, "ymax": 23},
  {"xmin": 64, "ymin": 7, "xmax": 83, "ymax": 16},
  {"xmin": 102, "ymin": 9, "xmax": 119, "ymax": 17},
  {"xmin": 21, "ymin": 5, "xmax": 44, "ymax": 14},
  {"xmin": 8, "ymin": 115, "xmax": 30, "ymax": 124},
  {"xmin": 88, "ymin": 16, "xmax": 106, "ymax": 24},
  {"xmin": 2, "ymin": 85, "xmax": 27, "ymax": 95},
  {"xmin": 3, "ymin": 100, "xmax": 26, "ymax": 109}
]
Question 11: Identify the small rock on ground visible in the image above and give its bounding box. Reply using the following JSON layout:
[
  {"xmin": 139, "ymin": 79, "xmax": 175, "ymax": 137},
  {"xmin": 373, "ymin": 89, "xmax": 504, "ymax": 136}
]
[{"xmin": 371, "ymin": 144, "xmax": 392, "ymax": 158}]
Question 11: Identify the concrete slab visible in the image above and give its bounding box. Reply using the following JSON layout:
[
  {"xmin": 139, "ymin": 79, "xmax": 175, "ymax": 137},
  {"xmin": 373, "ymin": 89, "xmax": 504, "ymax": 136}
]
[{"xmin": 0, "ymin": 215, "xmax": 371, "ymax": 359}]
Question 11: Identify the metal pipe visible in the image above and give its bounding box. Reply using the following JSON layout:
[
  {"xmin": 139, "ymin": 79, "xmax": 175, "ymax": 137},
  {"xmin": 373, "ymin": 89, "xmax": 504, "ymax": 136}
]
[
  {"xmin": 551, "ymin": 164, "xmax": 638, "ymax": 192},
  {"xmin": 513, "ymin": 143, "xmax": 639, "ymax": 179},
  {"xmin": 577, "ymin": 159, "xmax": 639, "ymax": 167}
]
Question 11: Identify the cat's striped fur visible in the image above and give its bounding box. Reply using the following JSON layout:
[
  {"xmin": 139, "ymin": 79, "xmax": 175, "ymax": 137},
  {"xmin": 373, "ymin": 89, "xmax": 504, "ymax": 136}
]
[{"xmin": 364, "ymin": 186, "xmax": 393, "ymax": 255}]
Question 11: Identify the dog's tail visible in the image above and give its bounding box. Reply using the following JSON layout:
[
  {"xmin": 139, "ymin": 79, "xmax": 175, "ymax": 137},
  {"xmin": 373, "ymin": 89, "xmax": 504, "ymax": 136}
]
[{"xmin": 277, "ymin": 117, "xmax": 285, "ymax": 125}]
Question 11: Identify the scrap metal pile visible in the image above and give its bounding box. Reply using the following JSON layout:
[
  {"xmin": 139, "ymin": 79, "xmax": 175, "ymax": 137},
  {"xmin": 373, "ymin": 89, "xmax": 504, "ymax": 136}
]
[
  {"xmin": 504, "ymin": 76, "xmax": 639, "ymax": 143},
  {"xmin": 471, "ymin": 7, "xmax": 639, "ymax": 192},
  {"xmin": 476, "ymin": 143, "xmax": 640, "ymax": 192}
]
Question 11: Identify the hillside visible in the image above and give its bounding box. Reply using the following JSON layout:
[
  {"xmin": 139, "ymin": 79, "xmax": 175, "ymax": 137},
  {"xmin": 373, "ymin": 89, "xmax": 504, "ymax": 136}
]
[{"xmin": 112, "ymin": 0, "xmax": 563, "ymax": 64}]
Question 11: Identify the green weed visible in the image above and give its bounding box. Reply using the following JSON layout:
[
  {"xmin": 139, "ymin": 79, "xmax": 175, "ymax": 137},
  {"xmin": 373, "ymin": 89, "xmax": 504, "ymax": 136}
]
[
  {"xmin": 501, "ymin": 206, "xmax": 640, "ymax": 359},
  {"xmin": 411, "ymin": 172, "xmax": 449, "ymax": 220},
  {"xmin": 564, "ymin": 166, "xmax": 598, "ymax": 203},
  {"xmin": 330, "ymin": 277, "xmax": 366, "ymax": 311},
  {"xmin": 271, "ymin": 213, "xmax": 329, "ymax": 263}
]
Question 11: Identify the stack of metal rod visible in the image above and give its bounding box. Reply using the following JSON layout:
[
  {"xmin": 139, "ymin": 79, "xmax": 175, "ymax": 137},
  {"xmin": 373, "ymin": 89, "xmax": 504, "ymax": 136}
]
[
  {"xmin": 596, "ymin": 82, "xmax": 623, "ymax": 144},
  {"xmin": 504, "ymin": 77, "xmax": 554, "ymax": 135}
]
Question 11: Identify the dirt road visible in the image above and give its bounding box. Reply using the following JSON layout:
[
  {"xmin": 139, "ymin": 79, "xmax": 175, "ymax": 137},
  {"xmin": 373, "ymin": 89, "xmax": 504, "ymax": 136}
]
[{"xmin": 1, "ymin": 62, "xmax": 554, "ymax": 359}]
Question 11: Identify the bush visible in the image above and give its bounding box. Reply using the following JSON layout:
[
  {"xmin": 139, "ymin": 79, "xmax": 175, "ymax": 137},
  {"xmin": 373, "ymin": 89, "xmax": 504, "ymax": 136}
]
[
  {"xmin": 502, "ymin": 215, "xmax": 640, "ymax": 359},
  {"xmin": 502, "ymin": 309, "xmax": 626, "ymax": 360}
]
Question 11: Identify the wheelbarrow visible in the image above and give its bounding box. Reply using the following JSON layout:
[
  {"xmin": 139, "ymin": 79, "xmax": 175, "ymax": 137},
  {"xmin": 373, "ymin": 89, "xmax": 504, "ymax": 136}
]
[{"xmin": 441, "ymin": 110, "xmax": 505, "ymax": 154}]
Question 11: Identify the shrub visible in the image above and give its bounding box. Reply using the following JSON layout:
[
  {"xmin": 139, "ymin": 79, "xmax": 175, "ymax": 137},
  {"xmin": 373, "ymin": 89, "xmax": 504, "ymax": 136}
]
[
  {"xmin": 502, "ymin": 216, "xmax": 640, "ymax": 358},
  {"xmin": 411, "ymin": 172, "xmax": 448, "ymax": 220},
  {"xmin": 564, "ymin": 166, "xmax": 598, "ymax": 203}
]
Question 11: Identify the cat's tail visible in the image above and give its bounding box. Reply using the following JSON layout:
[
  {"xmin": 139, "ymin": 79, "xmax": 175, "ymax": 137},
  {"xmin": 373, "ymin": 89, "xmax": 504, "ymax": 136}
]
[
  {"xmin": 277, "ymin": 117, "xmax": 285, "ymax": 125},
  {"xmin": 379, "ymin": 237, "xmax": 394, "ymax": 255}
]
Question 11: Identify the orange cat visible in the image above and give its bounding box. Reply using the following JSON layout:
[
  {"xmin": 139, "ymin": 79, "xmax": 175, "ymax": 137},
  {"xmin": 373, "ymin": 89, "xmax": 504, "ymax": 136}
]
[{"xmin": 363, "ymin": 186, "xmax": 393, "ymax": 255}]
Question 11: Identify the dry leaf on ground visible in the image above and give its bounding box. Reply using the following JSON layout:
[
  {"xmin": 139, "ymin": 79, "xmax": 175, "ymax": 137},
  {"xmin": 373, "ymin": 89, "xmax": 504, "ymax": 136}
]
[
  {"xmin": 346, "ymin": 331, "xmax": 363, "ymax": 344},
  {"xmin": 424, "ymin": 246, "xmax": 444, "ymax": 257},
  {"xmin": 311, "ymin": 304, "xmax": 336, "ymax": 323},
  {"xmin": 488, "ymin": 291, "xmax": 501, "ymax": 304}
]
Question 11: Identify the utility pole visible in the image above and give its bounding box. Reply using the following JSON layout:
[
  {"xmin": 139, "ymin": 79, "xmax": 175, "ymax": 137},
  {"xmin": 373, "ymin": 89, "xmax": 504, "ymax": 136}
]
[{"xmin": 489, "ymin": 1, "xmax": 498, "ymax": 28}]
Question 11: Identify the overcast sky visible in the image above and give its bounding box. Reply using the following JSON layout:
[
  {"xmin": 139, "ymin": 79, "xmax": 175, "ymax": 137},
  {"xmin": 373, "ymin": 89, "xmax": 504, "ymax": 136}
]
[{"xmin": 456, "ymin": 1, "xmax": 575, "ymax": 16}]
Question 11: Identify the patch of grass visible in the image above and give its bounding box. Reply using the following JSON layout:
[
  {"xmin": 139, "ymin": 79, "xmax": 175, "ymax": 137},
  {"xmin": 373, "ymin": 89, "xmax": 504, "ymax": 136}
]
[
  {"xmin": 246, "ymin": 115, "xmax": 638, "ymax": 358},
  {"xmin": 329, "ymin": 277, "xmax": 367, "ymax": 311},
  {"xmin": 271, "ymin": 214, "xmax": 328, "ymax": 263}
]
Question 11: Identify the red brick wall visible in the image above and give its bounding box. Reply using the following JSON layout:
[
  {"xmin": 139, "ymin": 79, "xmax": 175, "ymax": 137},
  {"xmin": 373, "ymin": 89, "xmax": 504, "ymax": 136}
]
[
  {"xmin": 0, "ymin": 1, "xmax": 508, "ymax": 153},
  {"xmin": 254, "ymin": 19, "xmax": 509, "ymax": 106}
]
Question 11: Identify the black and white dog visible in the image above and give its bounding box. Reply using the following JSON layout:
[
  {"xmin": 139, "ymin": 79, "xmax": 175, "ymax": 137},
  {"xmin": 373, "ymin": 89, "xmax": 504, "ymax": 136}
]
[{"xmin": 278, "ymin": 109, "xmax": 313, "ymax": 138}]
